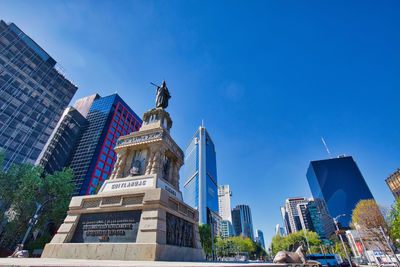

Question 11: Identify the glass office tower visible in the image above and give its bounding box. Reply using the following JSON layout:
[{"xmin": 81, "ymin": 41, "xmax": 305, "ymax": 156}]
[
  {"xmin": 67, "ymin": 94, "xmax": 142, "ymax": 195},
  {"xmin": 183, "ymin": 126, "xmax": 218, "ymax": 224},
  {"xmin": 306, "ymin": 156, "xmax": 374, "ymax": 227},
  {"xmin": 0, "ymin": 20, "xmax": 77, "ymax": 169},
  {"xmin": 232, "ymin": 204, "xmax": 254, "ymax": 240}
]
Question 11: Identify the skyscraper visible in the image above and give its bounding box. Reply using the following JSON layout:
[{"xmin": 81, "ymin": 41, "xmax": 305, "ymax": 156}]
[
  {"xmin": 306, "ymin": 155, "xmax": 374, "ymax": 227},
  {"xmin": 297, "ymin": 202, "xmax": 314, "ymax": 232},
  {"xmin": 280, "ymin": 206, "xmax": 292, "ymax": 234},
  {"xmin": 183, "ymin": 126, "xmax": 218, "ymax": 224},
  {"xmin": 36, "ymin": 106, "xmax": 86, "ymax": 174},
  {"xmin": 232, "ymin": 204, "xmax": 254, "ymax": 240},
  {"xmin": 385, "ymin": 169, "xmax": 400, "ymax": 199},
  {"xmin": 275, "ymin": 224, "xmax": 286, "ymax": 236},
  {"xmin": 218, "ymin": 185, "xmax": 233, "ymax": 238},
  {"xmin": 67, "ymin": 94, "xmax": 142, "ymax": 195},
  {"xmin": 255, "ymin": 229, "xmax": 266, "ymax": 249},
  {"xmin": 285, "ymin": 197, "xmax": 308, "ymax": 233},
  {"xmin": 0, "ymin": 20, "xmax": 77, "ymax": 169},
  {"xmin": 218, "ymin": 185, "xmax": 232, "ymax": 222}
]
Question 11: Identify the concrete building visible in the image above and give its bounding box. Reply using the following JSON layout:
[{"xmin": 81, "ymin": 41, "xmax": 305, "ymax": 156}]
[
  {"xmin": 218, "ymin": 185, "xmax": 232, "ymax": 222},
  {"xmin": 385, "ymin": 169, "xmax": 400, "ymax": 199},
  {"xmin": 183, "ymin": 126, "xmax": 218, "ymax": 225},
  {"xmin": 285, "ymin": 197, "xmax": 308, "ymax": 233},
  {"xmin": 0, "ymin": 20, "xmax": 77, "ymax": 169},
  {"xmin": 218, "ymin": 185, "xmax": 233, "ymax": 238},
  {"xmin": 66, "ymin": 94, "xmax": 142, "ymax": 195},
  {"xmin": 255, "ymin": 229, "xmax": 266, "ymax": 249},
  {"xmin": 307, "ymin": 156, "xmax": 374, "ymax": 227},
  {"xmin": 232, "ymin": 204, "xmax": 254, "ymax": 240}
]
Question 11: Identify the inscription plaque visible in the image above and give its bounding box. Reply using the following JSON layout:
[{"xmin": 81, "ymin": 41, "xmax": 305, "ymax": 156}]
[
  {"xmin": 166, "ymin": 213, "xmax": 194, "ymax": 247},
  {"xmin": 70, "ymin": 211, "xmax": 141, "ymax": 243}
]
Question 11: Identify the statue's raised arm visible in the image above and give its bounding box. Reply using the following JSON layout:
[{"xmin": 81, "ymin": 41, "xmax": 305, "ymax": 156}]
[{"xmin": 155, "ymin": 80, "xmax": 171, "ymax": 109}]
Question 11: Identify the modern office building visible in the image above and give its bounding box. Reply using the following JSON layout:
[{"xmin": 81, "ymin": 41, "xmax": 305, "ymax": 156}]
[
  {"xmin": 275, "ymin": 224, "xmax": 286, "ymax": 236},
  {"xmin": 297, "ymin": 202, "xmax": 314, "ymax": 232},
  {"xmin": 183, "ymin": 126, "xmax": 218, "ymax": 224},
  {"xmin": 221, "ymin": 220, "xmax": 234, "ymax": 239},
  {"xmin": 66, "ymin": 93, "xmax": 142, "ymax": 195},
  {"xmin": 218, "ymin": 185, "xmax": 232, "ymax": 222},
  {"xmin": 280, "ymin": 206, "xmax": 292, "ymax": 234},
  {"xmin": 232, "ymin": 204, "xmax": 254, "ymax": 240},
  {"xmin": 0, "ymin": 20, "xmax": 77, "ymax": 169},
  {"xmin": 306, "ymin": 156, "xmax": 374, "ymax": 227},
  {"xmin": 255, "ymin": 229, "xmax": 266, "ymax": 249},
  {"xmin": 285, "ymin": 197, "xmax": 308, "ymax": 233},
  {"xmin": 36, "ymin": 106, "xmax": 86, "ymax": 174},
  {"xmin": 385, "ymin": 169, "xmax": 400, "ymax": 199}
]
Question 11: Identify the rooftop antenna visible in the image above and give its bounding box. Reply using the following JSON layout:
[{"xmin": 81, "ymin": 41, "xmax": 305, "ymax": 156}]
[
  {"xmin": 202, "ymin": 119, "xmax": 204, "ymax": 128},
  {"xmin": 321, "ymin": 137, "xmax": 333, "ymax": 159}
]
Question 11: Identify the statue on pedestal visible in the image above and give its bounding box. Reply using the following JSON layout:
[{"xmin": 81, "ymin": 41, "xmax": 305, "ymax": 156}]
[{"xmin": 154, "ymin": 80, "xmax": 171, "ymax": 109}]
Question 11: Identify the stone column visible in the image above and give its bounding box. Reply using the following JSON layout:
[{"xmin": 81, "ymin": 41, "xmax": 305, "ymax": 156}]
[
  {"xmin": 144, "ymin": 148, "xmax": 153, "ymax": 175},
  {"xmin": 115, "ymin": 150, "xmax": 127, "ymax": 179},
  {"xmin": 110, "ymin": 149, "xmax": 126, "ymax": 180}
]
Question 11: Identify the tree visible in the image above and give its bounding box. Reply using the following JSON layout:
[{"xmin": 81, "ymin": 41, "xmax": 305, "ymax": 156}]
[
  {"xmin": 0, "ymin": 153, "xmax": 74, "ymax": 251},
  {"xmin": 389, "ymin": 197, "xmax": 400, "ymax": 245},
  {"xmin": 352, "ymin": 199, "xmax": 391, "ymax": 255},
  {"xmin": 352, "ymin": 199, "xmax": 388, "ymax": 230},
  {"xmin": 198, "ymin": 224, "xmax": 212, "ymax": 256},
  {"xmin": 214, "ymin": 235, "xmax": 265, "ymax": 260},
  {"xmin": 270, "ymin": 230, "xmax": 321, "ymax": 256}
]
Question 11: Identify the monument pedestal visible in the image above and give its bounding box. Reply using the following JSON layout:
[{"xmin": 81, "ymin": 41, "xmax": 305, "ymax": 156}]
[{"xmin": 42, "ymin": 107, "xmax": 205, "ymax": 261}]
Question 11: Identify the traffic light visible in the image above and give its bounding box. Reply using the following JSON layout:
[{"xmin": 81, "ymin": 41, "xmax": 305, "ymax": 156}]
[{"xmin": 336, "ymin": 230, "xmax": 346, "ymax": 235}]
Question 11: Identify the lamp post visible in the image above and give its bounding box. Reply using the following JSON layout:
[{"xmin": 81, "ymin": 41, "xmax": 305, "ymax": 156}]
[
  {"xmin": 334, "ymin": 214, "xmax": 352, "ymax": 266},
  {"xmin": 20, "ymin": 197, "xmax": 56, "ymax": 247}
]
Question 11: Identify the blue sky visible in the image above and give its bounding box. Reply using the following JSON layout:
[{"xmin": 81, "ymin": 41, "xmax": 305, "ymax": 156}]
[{"xmin": 1, "ymin": 0, "xmax": 400, "ymax": 247}]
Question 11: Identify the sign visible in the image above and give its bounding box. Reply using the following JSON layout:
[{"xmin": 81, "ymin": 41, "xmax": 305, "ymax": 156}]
[
  {"xmin": 356, "ymin": 242, "xmax": 363, "ymax": 253},
  {"xmin": 102, "ymin": 177, "xmax": 153, "ymax": 192},
  {"xmin": 70, "ymin": 211, "xmax": 142, "ymax": 243},
  {"xmin": 157, "ymin": 179, "xmax": 183, "ymax": 201},
  {"xmin": 117, "ymin": 132, "xmax": 162, "ymax": 147}
]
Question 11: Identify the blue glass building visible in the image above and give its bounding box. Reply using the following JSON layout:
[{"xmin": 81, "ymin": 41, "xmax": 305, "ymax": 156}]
[
  {"xmin": 232, "ymin": 204, "xmax": 254, "ymax": 240},
  {"xmin": 183, "ymin": 126, "xmax": 218, "ymax": 224},
  {"xmin": 67, "ymin": 94, "xmax": 142, "ymax": 195},
  {"xmin": 306, "ymin": 156, "xmax": 374, "ymax": 227}
]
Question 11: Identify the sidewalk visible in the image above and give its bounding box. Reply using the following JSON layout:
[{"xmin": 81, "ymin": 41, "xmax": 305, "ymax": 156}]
[{"xmin": 0, "ymin": 258, "xmax": 289, "ymax": 267}]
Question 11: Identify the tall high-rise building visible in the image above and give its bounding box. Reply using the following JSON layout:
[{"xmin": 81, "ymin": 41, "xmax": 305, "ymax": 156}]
[
  {"xmin": 218, "ymin": 185, "xmax": 233, "ymax": 238},
  {"xmin": 67, "ymin": 94, "xmax": 142, "ymax": 195},
  {"xmin": 275, "ymin": 224, "xmax": 286, "ymax": 236},
  {"xmin": 0, "ymin": 20, "xmax": 77, "ymax": 169},
  {"xmin": 218, "ymin": 185, "xmax": 232, "ymax": 222},
  {"xmin": 385, "ymin": 169, "xmax": 400, "ymax": 199},
  {"xmin": 183, "ymin": 126, "xmax": 218, "ymax": 224},
  {"xmin": 232, "ymin": 204, "xmax": 254, "ymax": 240},
  {"xmin": 285, "ymin": 197, "xmax": 308, "ymax": 233},
  {"xmin": 36, "ymin": 106, "xmax": 86, "ymax": 174},
  {"xmin": 36, "ymin": 94, "xmax": 99, "ymax": 174},
  {"xmin": 306, "ymin": 156, "xmax": 374, "ymax": 227},
  {"xmin": 255, "ymin": 229, "xmax": 265, "ymax": 249},
  {"xmin": 280, "ymin": 206, "xmax": 292, "ymax": 234},
  {"xmin": 297, "ymin": 202, "xmax": 314, "ymax": 232}
]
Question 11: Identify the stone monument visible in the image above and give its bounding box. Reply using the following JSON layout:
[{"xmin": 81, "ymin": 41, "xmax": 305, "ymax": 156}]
[{"xmin": 42, "ymin": 81, "xmax": 205, "ymax": 261}]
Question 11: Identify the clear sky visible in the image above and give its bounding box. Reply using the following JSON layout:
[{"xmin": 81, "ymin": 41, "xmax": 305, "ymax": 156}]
[{"xmin": 1, "ymin": 0, "xmax": 400, "ymax": 248}]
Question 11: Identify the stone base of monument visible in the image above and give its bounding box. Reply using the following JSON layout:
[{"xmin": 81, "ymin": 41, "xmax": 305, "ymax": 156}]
[{"xmin": 42, "ymin": 174, "xmax": 205, "ymax": 261}]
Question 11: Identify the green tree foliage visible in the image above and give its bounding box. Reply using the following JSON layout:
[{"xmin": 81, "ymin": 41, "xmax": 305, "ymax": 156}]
[
  {"xmin": 198, "ymin": 224, "xmax": 212, "ymax": 256},
  {"xmin": 270, "ymin": 230, "xmax": 321, "ymax": 256},
  {"xmin": 329, "ymin": 234, "xmax": 352, "ymax": 260},
  {"xmin": 0, "ymin": 152, "xmax": 74, "ymax": 251},
  {"xmin": 214, "ymin": 235, "xmax": 266, "ymax": 260},
  {"xmin": 389, "ymin": 197, "xmax": 400, "ymax": 244}
]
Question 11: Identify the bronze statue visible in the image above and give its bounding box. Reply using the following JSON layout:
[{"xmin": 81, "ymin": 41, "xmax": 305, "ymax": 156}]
[{"xmin": 152, "ymin": 80, "xmax": 171, "ymax": 109}]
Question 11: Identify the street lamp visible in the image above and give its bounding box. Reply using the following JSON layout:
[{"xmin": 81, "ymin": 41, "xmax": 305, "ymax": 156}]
[
  {"xmin": 20, "ymin": 196, "xmax": 57, "ymax": 247},
  {"xmin": 334, "ymin": 214, "xmax": 352, "ymax": 266}
]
